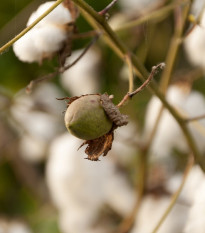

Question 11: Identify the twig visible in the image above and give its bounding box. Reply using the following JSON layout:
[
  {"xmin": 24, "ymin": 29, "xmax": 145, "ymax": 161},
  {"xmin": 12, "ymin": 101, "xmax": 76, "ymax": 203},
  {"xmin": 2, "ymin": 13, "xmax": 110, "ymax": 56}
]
[
  {"xmin": 124, "ymin": 54, "xmax": 134, "ymax": 93},
  {"xmin": 26, "ymin": 34, "xmax": 100, "ymax": 93},
  {"xmin": 117, "ymin": 63, "xmax": 165, "ymax": 107},
  {"xmin": 184, "ymin": 114, "xmax": 205, "ymax": 123},
  {"xmin": 59, "ymin": 33, "xmax": 100, "ymax": 72},
  {"xmin": 98, "ymin": 0, "xmax": 118, "ymax": 16},
  {"xmin": 151, "ymin": 155, "xmax": 194, "ymax": 233},
  {"xmin": 0, "ymin": 0, "xmax": 64, "ymax": 54}
]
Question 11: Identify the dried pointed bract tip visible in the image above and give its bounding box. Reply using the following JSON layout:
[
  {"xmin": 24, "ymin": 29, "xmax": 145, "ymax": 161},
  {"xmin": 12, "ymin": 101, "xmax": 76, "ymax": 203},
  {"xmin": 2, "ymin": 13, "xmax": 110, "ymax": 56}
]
[{"xmin": 79, "ymin": 130, "xmax": 114, "ymax": 161}]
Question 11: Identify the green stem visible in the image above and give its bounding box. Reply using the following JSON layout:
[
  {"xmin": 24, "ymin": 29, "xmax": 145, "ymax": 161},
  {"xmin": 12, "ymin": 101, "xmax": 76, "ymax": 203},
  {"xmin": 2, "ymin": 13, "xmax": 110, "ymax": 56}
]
[
  {"xmin": 152, "ymin": 156, "xmax": 194, "ymax": 233},
  {"xmin": 0, "ymin": 0, "xmax": 64, "ymax": 54},
  {"xmin": 71, "ymin": 0, "xmax": 204, "ymax": 172}
]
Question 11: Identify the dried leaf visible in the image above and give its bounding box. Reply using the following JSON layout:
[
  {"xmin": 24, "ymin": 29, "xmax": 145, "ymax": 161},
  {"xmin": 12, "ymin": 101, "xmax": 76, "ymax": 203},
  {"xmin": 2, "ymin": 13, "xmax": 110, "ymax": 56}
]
[
  {"xmin": 79, "ymin": 130, "xmax": 114, "ymax": 161},
  {"xmin": 100, "ymin": 93, "xmax": 128, "ymax": 126}
]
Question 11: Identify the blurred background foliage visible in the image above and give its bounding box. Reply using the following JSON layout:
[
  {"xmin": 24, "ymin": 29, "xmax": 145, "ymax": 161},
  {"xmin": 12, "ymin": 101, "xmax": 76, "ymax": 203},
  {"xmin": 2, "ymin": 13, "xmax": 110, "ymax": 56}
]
[{"xmin": 0, "ymin": 0, "xmax": 205, "ymax": 233}]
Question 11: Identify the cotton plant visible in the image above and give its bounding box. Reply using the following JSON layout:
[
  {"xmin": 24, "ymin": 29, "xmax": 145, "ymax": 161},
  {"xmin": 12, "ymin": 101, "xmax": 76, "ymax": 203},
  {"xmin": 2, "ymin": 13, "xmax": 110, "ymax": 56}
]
[
  {"xmin": 13, "ymin": 1, "xmax": 78, "ymax": 63},
  {"xmin": 1, "ymin": 0, "xmax": 205, "ymax": 233}
]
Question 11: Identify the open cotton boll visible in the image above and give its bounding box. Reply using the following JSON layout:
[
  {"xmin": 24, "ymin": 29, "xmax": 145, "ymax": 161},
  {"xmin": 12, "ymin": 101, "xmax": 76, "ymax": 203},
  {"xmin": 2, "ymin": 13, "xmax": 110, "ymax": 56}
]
[
  {"xmin": 27, "ymin": 1, "xmax": 73, "ymax": 27},
  {"xmin": 61, "ymin": 49, "xmax": 100, "ymax": 95},
  {"xmin": 33, "ymin": 24, "xmax": 67, "ymax": 53},
  {"xmin": 46, "ymin": 133, "xmax": 136, "ymax": 232},
  {"xmin": 183, "ymin": 180, "xmax": 205, "ymax": 233},
  {"xmin": 13, "ymin": 30, "xmax": 41, "ymax": 63},
  {"xmin": 131, "ymin": 195, "xmax": 188, "ymax": 233},
  {"xmin": 184, "ymin": 25, "xmax": 205, "ymax": 69}
]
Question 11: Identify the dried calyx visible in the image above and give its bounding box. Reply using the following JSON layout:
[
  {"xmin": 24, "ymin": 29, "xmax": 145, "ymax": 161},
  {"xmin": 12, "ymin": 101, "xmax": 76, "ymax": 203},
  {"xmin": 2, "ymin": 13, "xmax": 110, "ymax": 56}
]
[{"xmin": 63, "ymin": 93, "xmax": 128, "ymax": 160}]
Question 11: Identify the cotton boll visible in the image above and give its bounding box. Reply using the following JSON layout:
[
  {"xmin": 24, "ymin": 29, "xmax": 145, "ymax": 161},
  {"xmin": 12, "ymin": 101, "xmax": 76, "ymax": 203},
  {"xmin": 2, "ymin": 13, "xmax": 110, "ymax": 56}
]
[
  {"xmin": 184, "ymin": 25, "xmax": 205, "ymax": 69},
  {"xmin": 119, "ymin": 0, "xmax": 159, "ymax": 13},
  {"xmin": 183, "ymin": 180, "xmax": 205, "ymax": 233},
  {"xmin": 61, "ymin": 49, "xmax": 100, "ymax": 95},
  {"xmin": 46, "ymin": 133, "xmax": 136, "ymax": 232},
  {"xmin": 13, "ymin": 30, "xmax": 42, "ymax": 63},
  {"xmin": 33, "ymin": 24, "xmax": 67, "ymax": 54},
  {"xmin": 19, "ymin": 135, "xmax": 47, "ymax": 163},
  {"xmin": 27, "ymin": 1, "xmax": 72, "ymax": 27},
  {"xmin": 131, "ymin": 195, "xmax": 188, "ymax": 233}
]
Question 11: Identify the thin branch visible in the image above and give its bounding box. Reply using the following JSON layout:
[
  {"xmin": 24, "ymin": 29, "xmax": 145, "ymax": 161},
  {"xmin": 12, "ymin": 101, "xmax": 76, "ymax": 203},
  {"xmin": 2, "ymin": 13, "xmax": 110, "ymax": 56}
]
[
  {"xmin": 0, "ymin": 0, "xmax": 64, "ymax": 54},
  {"xmin": 26, "ymin": 34, "xmax": 100, "ymax": 93},
  {"xmin": 117, "ymin": 63, "xmax": 165, "ymax": 107},
  {"xmin": 59, "ymin": 34, "xmax": 100, "ymax": 72},
  {"xmin": 116, "ymin": 0, "xmax": 189, "ymax": 33},
  {"xmin": 124, "ymin": 54, "xmax": 134, "ymax": 93},
  {"xmin": 184, "ymin": 114, "xmax": 205, "ymax": 122},
  {"xmin": 151, "ymin": 156, "xmax": 194, "ymax": 233},
  {"xmin": 98, "ymin": 0, "xmax": 118, "ymax": 16}
]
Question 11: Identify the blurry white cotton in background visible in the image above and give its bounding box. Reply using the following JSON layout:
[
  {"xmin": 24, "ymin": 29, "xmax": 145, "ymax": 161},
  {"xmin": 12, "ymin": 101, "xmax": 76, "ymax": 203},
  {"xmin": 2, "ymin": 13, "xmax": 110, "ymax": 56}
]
[
  {"xmin": 61, "ymin": 48, "xmax": 100, "ymax": 96},
  {"xmin": 119, "ymin": 0, "xmax": 159, "ymax": 13},
  {"xmin": 183, "ymin": 179, "xmax": 205, "ymax": 233},
  {"xmin": 46, "ymin": 133, "xmax": 136, "ymax": 233},
  {"xmin": 0, "ymin": 219, "xmax": 32, "ymax": 233},
  {"xmin": 184, "ymin": 9, "xmax": 205, "ymax": 69},
  {"xmin": 144, "ymin": 84, "xmax": 205, "ymax": 160},
  {"xmin": 10, "ymin": 83, "xmax": 65, "ymax": 162},
  {"xmin": 13, "ymin": 1, "xmax": 73, "ymax": 63},
  {"xmin": 131, "ymin": 195, "xmax": 188, "ymax": 233}
]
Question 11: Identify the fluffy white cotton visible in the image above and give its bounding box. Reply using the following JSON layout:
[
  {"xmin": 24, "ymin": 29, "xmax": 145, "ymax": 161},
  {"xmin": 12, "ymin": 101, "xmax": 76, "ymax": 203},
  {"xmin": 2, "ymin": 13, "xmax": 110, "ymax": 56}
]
[
  {"xmin": 10, "ymin": 83, "xmax": 64, "ymax": 162},
  {"xmin": 184, "ymin": 9, "xmax": 205, "ymax": 69},
  {"xmin": 13, "ymin": 2, "xmax": 73, "ymax": 63},
  {"xmin": 27, "ymin": 1, "xmax": 72, "ymax": 26},
  {"xmin": 167, "ymin": 165, "xmax": 205, "ymax": 204},
  {"xmin": 46, "ymin": 133, "xmax": 136, "ymax": 233},
  {"xmin": 144, "ymin": 84, "xmax": 205, "ymax": 159},
  {"xmin": 61, "ymin": 49, "xmax": 100, "ymax": 95},
  {"xmin": 119, "ymin": 0, "xmax": 159, "ymax": 13},
  {"xmin": 183, "ymin": 180, "xmax": 205, "ymax": 233},
  {"xmin": 131, "ymin": 195, "xmax": 188, "ymax": 233},
  {"xmin": 13, "ymin": 30, "xmax": 42, "ymax": 63},
  {"xmin": 184, "ymin": 25, "xmax": 205, "ymax": 69},
  {"xmin": 0, "ymin": 219, "xmax": 32, "ymax": 233},
  {"xmin": 32, "ymin": 24, "xmax": 67, "ymax": 53}
]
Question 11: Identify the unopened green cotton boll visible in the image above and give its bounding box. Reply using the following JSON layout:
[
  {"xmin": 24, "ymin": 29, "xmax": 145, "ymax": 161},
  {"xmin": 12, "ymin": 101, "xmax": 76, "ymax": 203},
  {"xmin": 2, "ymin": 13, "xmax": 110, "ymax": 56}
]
[{"xmin": 64, "ymin": 95, "xmax": 113, "ymax": 140}]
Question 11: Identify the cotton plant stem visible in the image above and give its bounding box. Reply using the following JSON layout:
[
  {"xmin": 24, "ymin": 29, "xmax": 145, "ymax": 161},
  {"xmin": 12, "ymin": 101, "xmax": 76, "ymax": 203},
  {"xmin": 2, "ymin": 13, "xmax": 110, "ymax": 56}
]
[
  {"xmin": 144, "ymin": 2, "xmax": 192, "ymax": 153},
  {"xmin": 124, "ymin": 54, "xmax": 134, "ymax": 93},
  {"xmin": 151, "ymin": 156, "xmax": 194, "ymax": 233},
  {"xmin": 0, "ymin": 0, "xmax": 64, "ymax": 54}
]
